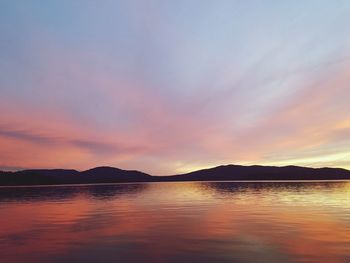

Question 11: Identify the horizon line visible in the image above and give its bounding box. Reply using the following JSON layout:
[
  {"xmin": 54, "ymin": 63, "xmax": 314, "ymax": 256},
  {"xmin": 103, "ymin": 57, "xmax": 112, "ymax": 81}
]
[{"xmin": 2, "ymin": 163, "xmax": 349, "ymax": 176}]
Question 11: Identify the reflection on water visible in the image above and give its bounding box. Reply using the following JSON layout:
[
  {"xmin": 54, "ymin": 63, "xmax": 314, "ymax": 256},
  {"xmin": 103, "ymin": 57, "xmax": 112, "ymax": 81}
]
[
  {"xmin": 0, "ymin": 183, "xmax": 148, "ymax": 202},
  {"xmin": 0, "ymin": 181, "xmax": 349, "ymax": 263}
]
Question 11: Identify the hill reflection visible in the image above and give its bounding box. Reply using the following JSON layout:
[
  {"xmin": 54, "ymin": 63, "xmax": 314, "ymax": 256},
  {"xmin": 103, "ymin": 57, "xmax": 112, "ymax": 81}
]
[
  {"xmin": 0, "ymin": 183, "xmax": 148, "ymax": 203},
  {"xmin": 200, "ymin": 181, "xmax": 348, "ymax": 193}
]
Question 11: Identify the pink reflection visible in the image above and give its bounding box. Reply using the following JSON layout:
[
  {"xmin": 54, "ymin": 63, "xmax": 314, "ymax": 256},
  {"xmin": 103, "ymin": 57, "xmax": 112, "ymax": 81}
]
[{"xmin": 0, "ymin": 182, "xmax": 349, "ymax": 262}]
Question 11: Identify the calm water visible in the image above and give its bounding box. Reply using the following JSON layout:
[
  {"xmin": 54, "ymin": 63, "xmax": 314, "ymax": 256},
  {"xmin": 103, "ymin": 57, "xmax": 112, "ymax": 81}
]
[{"xmin": 0, "ymin": 181, "xmax": 349, "ymax": 263}]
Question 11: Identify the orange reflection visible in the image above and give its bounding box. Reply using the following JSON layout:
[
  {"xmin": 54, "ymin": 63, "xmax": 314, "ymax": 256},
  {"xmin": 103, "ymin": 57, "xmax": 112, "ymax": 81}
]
[{"xmin": 0, "ymin": 182, "xmax": 349, "ymax": 262}]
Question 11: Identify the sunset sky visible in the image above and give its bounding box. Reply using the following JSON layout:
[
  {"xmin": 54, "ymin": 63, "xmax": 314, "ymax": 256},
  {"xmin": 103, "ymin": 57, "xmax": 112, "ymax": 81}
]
[{"xmin": 1, "ymin": 0, "xmax": 350, "ymax": 175}]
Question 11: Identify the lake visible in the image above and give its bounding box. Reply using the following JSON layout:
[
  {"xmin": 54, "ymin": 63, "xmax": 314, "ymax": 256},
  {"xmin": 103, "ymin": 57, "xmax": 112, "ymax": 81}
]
[{"xmin": 0, "ymin": 181, "xmax": 349, "ymax": 263}]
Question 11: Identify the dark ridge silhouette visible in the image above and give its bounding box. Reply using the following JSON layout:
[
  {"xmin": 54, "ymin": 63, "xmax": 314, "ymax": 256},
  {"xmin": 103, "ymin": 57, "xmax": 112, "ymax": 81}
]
[
  {"xmin": 0, "ymin": 169, "xmax": 79, "ymax": 186},
  {"xmin": 0, "ymin": 167, "xmax": 152, "ymax": 186},
  {"xmin": 0, "ymin": 164, "xmax": 350, "ymax": 186},
  {"xmin": 80, "ymin": 166, "xmax": 152, "ymax": 183},
  {"xmin": 166, "ymin": 164, "xmax": 350, "ymax": 181}
]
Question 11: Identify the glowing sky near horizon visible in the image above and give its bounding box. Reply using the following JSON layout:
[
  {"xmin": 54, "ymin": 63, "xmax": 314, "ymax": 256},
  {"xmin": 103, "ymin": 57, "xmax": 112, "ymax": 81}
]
[{"xmin": 1, "ymin": 0, "xmax": 350, "ymax": 174}]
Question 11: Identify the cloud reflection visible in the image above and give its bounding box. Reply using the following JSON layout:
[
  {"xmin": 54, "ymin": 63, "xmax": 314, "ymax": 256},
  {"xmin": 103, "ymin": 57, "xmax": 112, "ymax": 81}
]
[{"xmin": 0, "ymin": 182, "xmax": 349, "ymax": 262}]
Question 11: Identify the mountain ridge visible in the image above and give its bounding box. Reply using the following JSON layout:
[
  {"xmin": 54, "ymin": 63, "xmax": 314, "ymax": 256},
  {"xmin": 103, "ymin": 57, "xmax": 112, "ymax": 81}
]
[{"xmin": 1, "ymin": 164, "xmax": 350, "ymax": 186}]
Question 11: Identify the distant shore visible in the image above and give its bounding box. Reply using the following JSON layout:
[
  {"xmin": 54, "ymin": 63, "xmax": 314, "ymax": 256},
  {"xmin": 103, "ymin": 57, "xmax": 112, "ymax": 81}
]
[{"xmin": 1, "ymin": 164, "xmax": 350, "ymax": 186}]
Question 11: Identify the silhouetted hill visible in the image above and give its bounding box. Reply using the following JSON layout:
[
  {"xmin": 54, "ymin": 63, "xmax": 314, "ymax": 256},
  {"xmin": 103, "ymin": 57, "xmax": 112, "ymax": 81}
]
[
  {"xmin": 80, "ymin": 166, "xmax": 152, "ymax": 183},
  {"xmin": 167, "ymin": 164, "xmax": 350, "ymax": 181},
  {"xmin": 0, "ymin": 169, "xmax": 79, "ymax": 186},
  {"xmin": 1, "ymin": 164, "xmax": 350, "ymax": 186},
  {"xmin": 0, "ymin": 167, "xmax": 152, "ymax": 186}
]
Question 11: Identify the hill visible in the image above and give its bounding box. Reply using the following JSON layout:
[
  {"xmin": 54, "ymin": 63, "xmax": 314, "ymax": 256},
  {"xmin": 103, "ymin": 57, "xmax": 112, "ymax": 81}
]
[
  {"xmin": 0, "ymin": 166, "xmax": 152, "ymax": 186},
  {"xmin": 1, "ymin": 164, "xmax": 350, "ymax": 186},
  {"xmin": 166, "ymin": 164, "xmax": 350, "ymax": 181}
]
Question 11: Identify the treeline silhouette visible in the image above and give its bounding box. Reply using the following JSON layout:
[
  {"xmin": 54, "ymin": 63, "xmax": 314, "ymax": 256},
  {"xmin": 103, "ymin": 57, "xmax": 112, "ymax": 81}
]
[{"xmin": 1, "ymin": 164, "xmax": 350, "ymax": 186}]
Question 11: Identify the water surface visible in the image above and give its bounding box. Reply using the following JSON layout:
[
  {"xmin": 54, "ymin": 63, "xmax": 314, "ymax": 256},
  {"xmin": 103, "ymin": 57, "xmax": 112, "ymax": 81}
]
[{"xmin": 0, "ymin": 181, "xmax": 349, "ymax": 263}]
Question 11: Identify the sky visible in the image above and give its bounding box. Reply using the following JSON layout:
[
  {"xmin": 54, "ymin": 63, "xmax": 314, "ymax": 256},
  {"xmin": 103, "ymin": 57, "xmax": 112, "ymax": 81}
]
[{"xmin": 1, "ymin": 0, "xmax": 350, "ymax": 175}]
